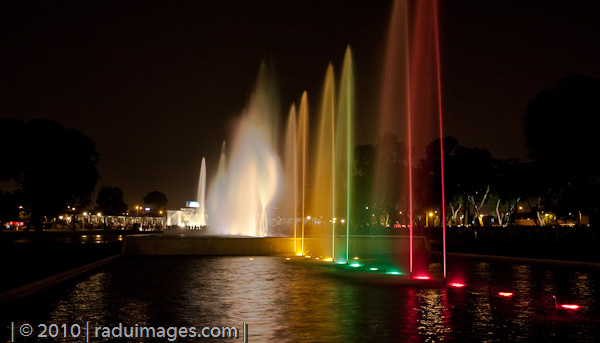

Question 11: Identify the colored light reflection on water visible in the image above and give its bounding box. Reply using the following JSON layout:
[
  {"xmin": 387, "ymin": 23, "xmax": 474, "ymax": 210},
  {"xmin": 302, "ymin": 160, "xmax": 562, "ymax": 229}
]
[{"xmin": 2, "ymin": 256, "xmax": 600, "ymax": 342}]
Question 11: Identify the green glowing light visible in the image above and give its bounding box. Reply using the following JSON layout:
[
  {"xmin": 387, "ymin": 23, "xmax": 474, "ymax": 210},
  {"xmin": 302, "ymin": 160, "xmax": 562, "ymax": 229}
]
[
  {"xmin": 349, "ymin": 263, "xmax": 362, "ymax": 268},
  {"xmin": 336, "ymin": 261, "xmax": 347, "ymax": 265},
  {"xmin": 385, "ymin": 271, "xmax": 403, "ymax": 275},
  {"xmin": 369, "ymin": 267, "xmax": 379, "ymax": 271}
]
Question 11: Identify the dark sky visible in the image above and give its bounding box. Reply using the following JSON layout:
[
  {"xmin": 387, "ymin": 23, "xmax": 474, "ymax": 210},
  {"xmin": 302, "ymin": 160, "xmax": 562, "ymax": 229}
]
[{"xmin": 2, "ymin": 0, "xmax": 599, "ymax": 208}]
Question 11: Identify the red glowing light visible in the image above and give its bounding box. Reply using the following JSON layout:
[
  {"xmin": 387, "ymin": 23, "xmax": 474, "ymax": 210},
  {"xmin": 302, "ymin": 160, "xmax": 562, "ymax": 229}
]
[
  {"xmin": 448, "ymin": 282, "xmax": 466, "ymax": 288},
  {"xmin": 413, "ymin": 275, "xmax": 430, "ymax": 280},
  {"xmin": 559, "ymin": 304, "xmax": 580, "ymax": 310},
  {"xmin": 497, "ymin": 292, "xmax": 514, "ymax": 298}
]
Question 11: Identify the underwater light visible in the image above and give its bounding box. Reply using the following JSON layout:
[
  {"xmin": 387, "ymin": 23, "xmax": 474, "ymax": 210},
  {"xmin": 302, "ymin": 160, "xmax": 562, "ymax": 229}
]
[
  {"xmin": 296, "ymin": 253, "xmax": 303, "ymax": 257},
  {"xmin": 349, "ymin": 263, "xmax": 362, "ymax": 268},
  {"xmin": 448, "ymin": 282, "xmax": 466, "ymax": 288},
  {"xmin": 336, "ymin": 261, "xmax": 347, "ymax": 265},
  {"xmin": 304, "ymin": 255, "xmax": 312, "ymax": 259},
  {"xmin": 385, "ymin": 271, "xmax": 403, "ymax": 275},
  {"xmin": 413, "ymin": 275, "xmax": 430, "ymax": 280},
  {"xmin": 369, "ymin": 267, "xmax": 379, "ymax": 271},
  {"xmin": 552, "ymin": 295, "xmax": 580, "ymax": 310},
  {"xmin": 353, "ymin": 257, "xmax": 360, "ymax": 260},
  {"xmin": 323, "ymin": 257, "xmax": 334, "ymax": 262},
  {"xmin": 559, "ymin": 304, "xmax": 580, "ymax": 310},
  {"xmin": 497, "ymin": 292, "xmax": 514, "ymax": 298},
  {"xmin": 285, "ymin": 258, "xmax": 290, "ymax": 260}
]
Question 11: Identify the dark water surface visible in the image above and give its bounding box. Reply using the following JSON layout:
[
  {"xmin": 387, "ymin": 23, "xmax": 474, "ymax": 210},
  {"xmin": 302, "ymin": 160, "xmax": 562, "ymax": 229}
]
[{"xmin": 2, "ymin": 255, "xmax": 600, "ymax": 342}]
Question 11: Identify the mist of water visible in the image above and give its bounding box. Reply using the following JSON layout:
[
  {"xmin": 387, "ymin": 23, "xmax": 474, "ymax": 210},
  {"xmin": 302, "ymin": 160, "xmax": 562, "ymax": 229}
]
[{"xmin": 206, "ymin": 64, "xmax": 282, "ymax": 236}]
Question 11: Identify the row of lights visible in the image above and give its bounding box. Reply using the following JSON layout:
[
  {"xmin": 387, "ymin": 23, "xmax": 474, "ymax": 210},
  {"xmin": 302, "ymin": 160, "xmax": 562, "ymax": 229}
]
[
  {"xmin": 284, "ymin": 255, "xmax": 581, "ymax": 311},
  {"xmin": 303, "ymin": 215, "xmax": 346, "ymax": 224}
]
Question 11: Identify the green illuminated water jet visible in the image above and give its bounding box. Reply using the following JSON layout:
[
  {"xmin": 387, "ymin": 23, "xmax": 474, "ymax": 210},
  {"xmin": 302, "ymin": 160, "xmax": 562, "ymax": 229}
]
[{"xmin": 336, "ymin": 46, "xmax": 355, "ymax": 262}]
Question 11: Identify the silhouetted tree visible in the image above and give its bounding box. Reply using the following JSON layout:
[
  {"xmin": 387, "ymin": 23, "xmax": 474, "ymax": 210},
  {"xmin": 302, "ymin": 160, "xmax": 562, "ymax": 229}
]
[
  {"xmin": 0, "ymin": 119, "xmax": 25, "ymax": 223},
  {"xmin": 373, "ymin": 132, "xmax": 409, "ymax": 226},
  {"xmin": 524, "ymin": 74, "xmax": 600, "ymax": 222},
  {"xmin": 490, "ymin": 159, "xmax": 525, "ymax": 226},
  {"xmin": 0, "ymin": 118, "xmax": 26, "ymax": 183},
  {"xmin": 96, "ymin": 186, "xmax": 128, "ymax": 216},
  {"xmin": 143, "ymin": 191, "xmax": 168, "ymax": 214},
  {"xmin": 0, "ymin": 118, "xmax": 99, "ymax": 230},
  {"xmin": 419, "ymin": 136, "xmax": 459, "ymax": 223},
  {"xmin": 524, "ymin": 74, "xmax": 600, "ymax": 170},
  {"xmin": 353, "ymin": 144, "xmax": 375, "ymax": 226},
  {"xmin": 457, "ymin": 147, "xmax": 497, "ymax": 226},
  {"xmin": 421, "ymin": 137, "xmax": 498, "ymax": 226},
  {"xmin": 0, "ymin": 190, "xmax": 22, "ymax": 224}
]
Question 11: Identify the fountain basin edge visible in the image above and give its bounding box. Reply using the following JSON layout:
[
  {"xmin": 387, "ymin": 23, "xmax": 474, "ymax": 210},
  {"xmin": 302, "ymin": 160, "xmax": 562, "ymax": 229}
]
[{"xmin": 124, "ymin": 234, "xmax": 432, "ymax": 257}]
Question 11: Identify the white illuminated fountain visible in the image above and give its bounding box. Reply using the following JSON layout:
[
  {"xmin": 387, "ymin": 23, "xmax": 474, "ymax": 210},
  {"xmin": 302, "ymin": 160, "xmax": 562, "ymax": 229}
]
[
  {"xmin": 206, "ymin": 64, "xmax": 281, "ymax": 236},
  {"xmin": 167, "ymin": 64, "xmax": 282, "ymax": 236},
  {"xmin": 165, "ymin": 158, "xmax": 208, "ymax": 228},
  {"xmin": 196, "ymin": 157, "xmax": 207, "ymax": 226}
]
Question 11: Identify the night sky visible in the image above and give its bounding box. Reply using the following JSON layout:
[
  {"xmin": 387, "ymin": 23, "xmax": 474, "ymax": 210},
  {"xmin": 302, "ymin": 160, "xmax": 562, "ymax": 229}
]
[{"xmin": 2, "ymin": 0, "xmax": 599, "ymax": 208}]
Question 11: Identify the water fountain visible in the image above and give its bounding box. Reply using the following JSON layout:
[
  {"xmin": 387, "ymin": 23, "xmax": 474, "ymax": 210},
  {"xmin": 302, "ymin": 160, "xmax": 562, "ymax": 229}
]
[
  {"xmin": 8, "ymin": 3, "xmax": 595, "ymax": 341},
  {"xmin": 206, "ymin": 63, "xmax": 282, "ymax": 236},
  {"xmin": 161, "ymin": 0, "xmax": 446, "ymax": 280},
  {"xmin": 165, "ymin": 158, "xmax": 207, "ymax": 229},
  {"xmin": 165, "ymin": 65, "xmax": 282, "ymax": 237}
]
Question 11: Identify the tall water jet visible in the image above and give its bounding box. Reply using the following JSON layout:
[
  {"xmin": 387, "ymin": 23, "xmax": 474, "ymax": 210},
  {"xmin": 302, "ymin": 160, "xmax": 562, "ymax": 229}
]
[
  {"xmin": 196, "ymin": 157, "xmax": 207, "ymax": 226},
  {"xmin": 311, "ymin": 64, "xmax": 336, "ymax": 259},
  {"xmin": 336, "ymin": 46, "xmax": 355, "ymax": 262},
  {"xmin": 434, "ymin": 0, "xmax": 446, "ymax": 281},
  {"xmin": 207, "ymin": 64, "xmax": 282, "ymax": 236},
  {"xmin": 371, "ymin": 0, "xmax": 445, "ymax": 276},
  {"xmin": 282, "ymin": 104, "xmax": 298, "ymax": 247},
  {"xmin": 376, "ymin": 0, "xmax": 412, "ymax": 273},
  {"xmin": 208, "ymin": 142, "xmax": 226, "ymax": 218},
  {"xmin": 297, "ymin": 92, "xmax": 309, "ymax": 254},
  {"xmin": 410, "ymin": 0, "xmax": 446, "ymax": 279}
]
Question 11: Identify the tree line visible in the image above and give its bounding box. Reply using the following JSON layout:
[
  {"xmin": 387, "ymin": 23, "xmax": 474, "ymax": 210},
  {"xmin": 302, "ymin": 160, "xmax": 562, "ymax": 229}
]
[
  {"xmin": 1, "ymin": 74, "xmax": 597, "ymax": 229},
  {"xmin": 351, "ymin": 74, "xmax": 600, "ymax": 227},
  {"xmin": 0, "ymin": 119, "xmax": 168, "ymax": 230}
]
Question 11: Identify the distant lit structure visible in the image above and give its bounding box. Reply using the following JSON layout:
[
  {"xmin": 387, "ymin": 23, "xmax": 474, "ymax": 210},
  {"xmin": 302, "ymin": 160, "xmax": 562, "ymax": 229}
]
[{"xmin": 166, "ymin": 201, "xmax": 207, "ymax": 229}]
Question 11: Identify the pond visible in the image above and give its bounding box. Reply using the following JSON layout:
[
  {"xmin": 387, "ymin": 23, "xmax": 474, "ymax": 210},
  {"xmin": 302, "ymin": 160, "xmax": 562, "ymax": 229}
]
[{"xmin": 2, "ymin": 255, "xmax": 599, "ymax": 342}]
